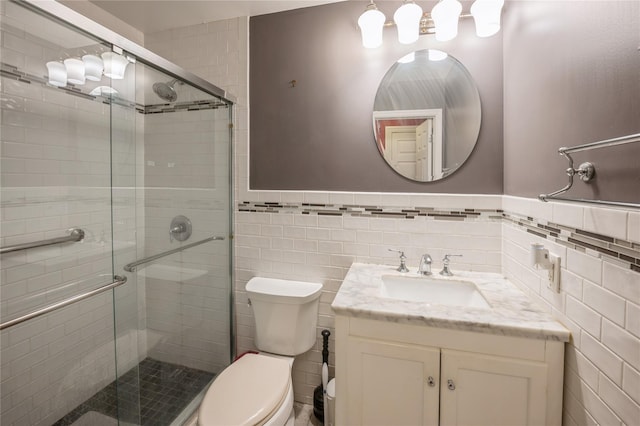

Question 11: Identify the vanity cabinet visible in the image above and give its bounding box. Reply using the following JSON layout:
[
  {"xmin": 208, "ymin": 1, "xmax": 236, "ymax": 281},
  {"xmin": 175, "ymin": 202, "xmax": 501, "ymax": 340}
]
[
  {"xmin": 336, "ymin": 316, "xmax": 564, "ymax": 426},
  {"xmin": 347, "ymin": 337, "xmax": 441, "ymax": 425}
]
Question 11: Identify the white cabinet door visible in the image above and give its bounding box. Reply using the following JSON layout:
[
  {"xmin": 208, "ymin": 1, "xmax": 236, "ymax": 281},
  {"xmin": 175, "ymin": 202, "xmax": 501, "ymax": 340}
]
[
  {"xmin": 440, "ymin": 349, "xmax": 548, "ymax": 426},
  {"xmin": 346, "ymin": 337, "xmax": 440, "ymax": 426}
]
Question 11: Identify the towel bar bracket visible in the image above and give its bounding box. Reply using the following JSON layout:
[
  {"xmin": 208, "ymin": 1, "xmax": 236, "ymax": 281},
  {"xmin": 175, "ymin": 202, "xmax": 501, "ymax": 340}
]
[
  {"xmin": 539, "ymin": 133, "xmax": 640, "ymax": 208},
  {"xmin": 568, "ymin": 161, "xmax": 595, "ymax": 182}
]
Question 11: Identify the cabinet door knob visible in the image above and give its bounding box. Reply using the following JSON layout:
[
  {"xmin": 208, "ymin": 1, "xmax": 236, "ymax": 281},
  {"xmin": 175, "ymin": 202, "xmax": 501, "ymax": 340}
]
[
  {"xmin": 427, "ymin": 376, "xmax": 436, "ymax": 387},
  {"xmin": 447, "ymin": 379, "xmax": 456, "ymax": 391}
]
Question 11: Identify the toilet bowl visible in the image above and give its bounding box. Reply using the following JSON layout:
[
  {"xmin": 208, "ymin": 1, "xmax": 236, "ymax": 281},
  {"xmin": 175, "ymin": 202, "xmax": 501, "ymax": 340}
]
[{"xmin": 197, "ymin": 277, "xmax": 323, "ymax": 426}]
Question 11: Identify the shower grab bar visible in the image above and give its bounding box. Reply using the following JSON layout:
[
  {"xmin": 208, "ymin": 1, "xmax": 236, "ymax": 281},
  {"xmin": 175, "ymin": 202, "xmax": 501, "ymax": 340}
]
[
  {"xmin": 0, "ymin": 275, "xmax": 127, "ymax": 331},
  {"xmin": 539, "ymin": 133, "xmax": 640, "ymax": 208},
  {"xmin": 0, "ymin": 228, "xmax": 85, "ymax": 254},
  {"xmin": 123, "ymin": 235, "xmax": 225, "ymax": 272}
]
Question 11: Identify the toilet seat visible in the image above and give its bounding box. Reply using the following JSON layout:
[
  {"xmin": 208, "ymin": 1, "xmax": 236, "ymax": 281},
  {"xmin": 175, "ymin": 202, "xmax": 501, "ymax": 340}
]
[{"xmin": 198, "ymin": 354, "xmax": 291, "ymax": 426}]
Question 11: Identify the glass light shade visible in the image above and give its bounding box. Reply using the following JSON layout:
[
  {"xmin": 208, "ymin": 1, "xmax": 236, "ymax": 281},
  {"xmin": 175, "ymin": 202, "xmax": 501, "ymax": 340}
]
[
  {"xmin": 428, "ymin": 49, "xmax": 448, "ymax": 61},
  {"xmin": 358, "ymin": 4, "xmax": 386, "ymax": 49},
  {"xmin": 431, "ymin": 0, "xmax": 462, "ymax": 42},
  {"xmin": 397, "ymin": 52, "xmax": 416, "ymax": 64},
  {"xmin": 89, "ymin": 86, "xmax": 118, "ymax": 97},
  {"xmin": 101, "ymin": 52, "xmax": 129, "ymax": 79},
  {"xmin": 393, "ymin": 2, "xmax": 423, "ymax": 45},
  {"xmin": 470, "ymin": 0, "xmax": 504, "ymax": 37},
  {"xmin": 82, "ymin": 54, "xmax": 103, "ymax": 81},
  {"xmin": 64, "ymin": 58, "xmax": 85, "ymax": 85},
  {"xmin": 46, "ymin": 61, "xmax": 67, "ymax": 87}
]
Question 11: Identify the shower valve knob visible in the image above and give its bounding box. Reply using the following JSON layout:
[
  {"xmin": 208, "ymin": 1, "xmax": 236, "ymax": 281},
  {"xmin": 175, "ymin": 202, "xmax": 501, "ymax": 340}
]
[{"xmin": 169, "ymin": 215, "xmax": 192, "ymax": 242}]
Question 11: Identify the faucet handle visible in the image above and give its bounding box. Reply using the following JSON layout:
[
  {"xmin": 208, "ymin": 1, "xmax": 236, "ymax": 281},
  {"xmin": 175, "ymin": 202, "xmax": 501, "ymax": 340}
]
[
  {"xmin": 440, "ymin": 254, "xmax": 463, "ymax": 276},
  {"xmin": 388, "ymin": 249, "xmax": 409, "ymax": 273},
  {"xmin": 443, "ymin": 254, "xmax": 463, "ymax": 264}
]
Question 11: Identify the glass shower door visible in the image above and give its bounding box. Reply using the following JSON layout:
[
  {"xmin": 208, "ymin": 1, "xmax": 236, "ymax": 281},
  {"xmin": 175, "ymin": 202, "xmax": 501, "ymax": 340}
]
[
  {"xmin": 0, "ymin": 1, "xmax": 139, "ymax": 424},
  {"xmin": 123, "ymin": 62, "xmax": 233, "ymax": 425}
]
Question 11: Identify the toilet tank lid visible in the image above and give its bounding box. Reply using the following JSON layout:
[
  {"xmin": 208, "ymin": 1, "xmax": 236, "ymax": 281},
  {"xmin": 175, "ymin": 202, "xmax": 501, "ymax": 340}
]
[{"xmin": 246, "ymin": 277, "xmax": 322, "ymax": 303}]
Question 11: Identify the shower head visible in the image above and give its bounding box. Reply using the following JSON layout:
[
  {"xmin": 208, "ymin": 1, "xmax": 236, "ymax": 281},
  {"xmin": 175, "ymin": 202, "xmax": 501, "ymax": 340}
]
[{"xmin": 152, "ymin": 78, "xmax": 181, "ymax": 102}]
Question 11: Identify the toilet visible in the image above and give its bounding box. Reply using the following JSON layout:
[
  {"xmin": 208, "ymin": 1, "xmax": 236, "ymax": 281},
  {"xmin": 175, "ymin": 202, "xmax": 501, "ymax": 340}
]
[{"xmin": 198, "ymin": 277, "xmax": 323, "ymax": 426}]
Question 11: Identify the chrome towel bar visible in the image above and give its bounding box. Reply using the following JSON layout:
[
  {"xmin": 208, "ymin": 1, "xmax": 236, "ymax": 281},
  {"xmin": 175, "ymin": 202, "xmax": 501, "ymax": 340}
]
[
  {"xmin": 0, "ymin": 228, "xmax": 85, "ymax": 254},
  {"xmin": 123, "ymin": 235, "xmax": 225, "ymax": 272},
  {"xmin": 0, "ymin": 275, "xmax": 127, "ymax": 331},
  {"xmin": 539, "ymin": 133, "xmax": 640, "ymax": 209}
]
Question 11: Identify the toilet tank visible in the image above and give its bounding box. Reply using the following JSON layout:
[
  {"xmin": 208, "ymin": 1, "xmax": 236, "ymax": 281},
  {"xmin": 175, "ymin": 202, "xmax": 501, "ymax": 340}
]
[{"xmin": 246, "ymin": 277, "xmax": 323, "ymax": 356}]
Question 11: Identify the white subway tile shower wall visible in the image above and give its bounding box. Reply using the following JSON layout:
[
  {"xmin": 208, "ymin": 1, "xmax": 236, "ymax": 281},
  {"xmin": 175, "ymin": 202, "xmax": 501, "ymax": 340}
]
[
  {"xmin": 142, "ymin": 107, "xmax": 231, "ymax": 374},
  {"xmin": 0, "ymin": 17, "xmax": 139, "ymax": 426}
]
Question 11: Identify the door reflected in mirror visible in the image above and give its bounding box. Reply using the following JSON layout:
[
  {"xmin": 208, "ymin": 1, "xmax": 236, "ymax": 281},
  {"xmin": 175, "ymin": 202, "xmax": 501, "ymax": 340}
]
[{"xmin": 373, "ymin": 50, "xmax": 481, "ymax": 182}]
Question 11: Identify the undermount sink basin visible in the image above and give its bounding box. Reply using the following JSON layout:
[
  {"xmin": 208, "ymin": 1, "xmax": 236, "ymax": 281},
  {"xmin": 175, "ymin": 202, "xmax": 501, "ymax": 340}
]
[{"xmin": 380, "ymin": 275, "xmax": 491, "ymax": 309}]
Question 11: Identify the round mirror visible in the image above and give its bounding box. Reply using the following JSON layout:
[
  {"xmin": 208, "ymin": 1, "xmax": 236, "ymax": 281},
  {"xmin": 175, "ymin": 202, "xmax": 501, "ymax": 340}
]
[{"xmin": 373, "ymin": 50, "xmax": 481, "ymax": 182}]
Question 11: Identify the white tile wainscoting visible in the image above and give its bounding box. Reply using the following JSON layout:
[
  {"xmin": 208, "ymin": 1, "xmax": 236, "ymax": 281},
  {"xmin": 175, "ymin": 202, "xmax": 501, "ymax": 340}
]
[{"xmin": 234, "ymin": 194, "xmax": 640, "ymax": 426}]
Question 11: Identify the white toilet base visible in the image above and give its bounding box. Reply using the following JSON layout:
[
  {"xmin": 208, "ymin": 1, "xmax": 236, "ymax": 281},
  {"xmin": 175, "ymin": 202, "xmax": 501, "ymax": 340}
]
[{"xmin": 262, "ymin": 376, "xmax": 294, "ymax": 426}]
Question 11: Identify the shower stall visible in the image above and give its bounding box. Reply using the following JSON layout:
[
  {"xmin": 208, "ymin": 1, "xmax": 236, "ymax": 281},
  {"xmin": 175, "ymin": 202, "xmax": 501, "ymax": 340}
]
[{"xmin": 0, "ymin": 1, "xmax": 234, "ymax": 425}]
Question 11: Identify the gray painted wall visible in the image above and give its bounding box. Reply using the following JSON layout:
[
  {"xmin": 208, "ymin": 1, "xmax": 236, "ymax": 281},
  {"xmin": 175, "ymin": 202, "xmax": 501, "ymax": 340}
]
[
  {"xmin": 503, "ymin": 1, "xmax": 640, "ymax": 204},
  {"xmin": 250, "ymin": 0, "xmax": 504, "ymax": 193},
  {"xmin": 250, "ymin": 1, "xmax": 638, "ymax": 202}
]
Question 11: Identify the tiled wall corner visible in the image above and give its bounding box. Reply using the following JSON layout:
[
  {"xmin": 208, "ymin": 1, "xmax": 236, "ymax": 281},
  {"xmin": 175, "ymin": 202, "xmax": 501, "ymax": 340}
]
[{"xmin": 502, "ymin": 196, "xmax": 639, "ymax": 426}]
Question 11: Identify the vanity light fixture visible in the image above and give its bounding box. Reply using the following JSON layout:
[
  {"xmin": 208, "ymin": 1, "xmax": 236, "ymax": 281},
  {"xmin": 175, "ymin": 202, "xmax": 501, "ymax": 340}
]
[
  {"xmin": 470, "ymin": 0, "xmax": 505, "ymax": 37},
  {"xmin": 89, "ymin": 86, "xmax": 119, "ymax": 97},
  {"xmin": 63, "ymin": 58, "xmax": 85, "ymax": 85},
  {"xmin": 101, "ymin": 51, "xmax": 129, "ymax": 79},
  {"xmin": 397, "ymin": 51, "xmax": 416, "ymax": 63},
  {"xmin": 431, "ymin": 0, "xmax": 462, "ymax": 42},
  {"xmin": 46, "ymin": 61, "xmax": 67, "ymax": 87},
  {"xmin": 357, "ymin": 1, "xmax": 386, "ymax": 49},
  {"xmin": 357, "ymin": 0, "xmax": 504, "ymax": 48},
  {"xmin": 428, "ymin": 49, "xmax": 448, "ymax": 61},
  {"xmin": 82, "ymin": 54, "xmax": 103, "ymax": 81},
  {"xmin": 394, "ymin": 1, "xmax": 423, "ymax": 45}
]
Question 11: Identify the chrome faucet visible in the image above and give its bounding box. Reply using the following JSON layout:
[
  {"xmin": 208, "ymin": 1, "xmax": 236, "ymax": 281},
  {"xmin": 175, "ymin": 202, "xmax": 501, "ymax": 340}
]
[
  {"xmin": 417, "ymin": 254, "xmax": 433, "ymax": 275},
  {"xmin": 440, "ymin": 254, "xmax": 463, "ymax": 276},
  {"xmin": 389, "ymin": 249, "xmax": 410, "ymax": 273}
]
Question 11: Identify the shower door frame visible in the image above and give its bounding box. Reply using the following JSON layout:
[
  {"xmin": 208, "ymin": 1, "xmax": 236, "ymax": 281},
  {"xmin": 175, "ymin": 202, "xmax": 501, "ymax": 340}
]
[
  {"xmin": 7, "ymin": 0, "xmax": 237, "ymax": 422},
  {"xmin": 15, "ymin": 0, "xmax": 235, "ymax": 105}
]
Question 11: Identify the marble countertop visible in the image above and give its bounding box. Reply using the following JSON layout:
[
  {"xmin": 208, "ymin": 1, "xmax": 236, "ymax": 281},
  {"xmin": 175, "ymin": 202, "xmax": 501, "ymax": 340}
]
[{"xmin": 331, "ymin": 263, "xmax": 570, "ymax": 342}]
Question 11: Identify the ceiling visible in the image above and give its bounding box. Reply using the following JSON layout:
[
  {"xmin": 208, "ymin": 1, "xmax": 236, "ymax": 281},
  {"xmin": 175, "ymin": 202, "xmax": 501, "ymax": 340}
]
[{"xmin": 87, "ymin": 0, "xmax": 347, "ymax": 34}]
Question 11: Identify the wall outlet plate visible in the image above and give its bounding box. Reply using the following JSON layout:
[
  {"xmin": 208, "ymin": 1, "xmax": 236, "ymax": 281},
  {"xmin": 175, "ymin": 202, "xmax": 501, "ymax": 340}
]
[{"xmin": 547, "ymin": 254, "xmax": 561, "ymax": 293}]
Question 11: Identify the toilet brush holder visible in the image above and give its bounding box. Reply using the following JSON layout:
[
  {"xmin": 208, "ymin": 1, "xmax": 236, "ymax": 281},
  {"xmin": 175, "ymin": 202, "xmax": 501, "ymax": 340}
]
[{"xmin": 313, "ymin": 329, "xmax": 331, "ymax": 422}]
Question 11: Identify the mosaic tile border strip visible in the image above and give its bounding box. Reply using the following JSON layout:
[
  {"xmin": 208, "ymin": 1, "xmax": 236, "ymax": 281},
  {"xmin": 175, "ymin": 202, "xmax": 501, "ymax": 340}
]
[
  {"xmin": 503, "ymin": 213, "xmax": 640, "ymax": 274},
  {"xmin": 1, "ymin": 62, "xmax": 227, "ymax": 114},
  {"xmin": 238, "ymin": 201, "xmax": 503, "ymax": 221},
  {"xmin": 237, "ymin": 201, "xmax": 640, "ymax": 274},
  {"xmin": 141, "ymin": 99, "xmax": 227, "ymax": 114}
]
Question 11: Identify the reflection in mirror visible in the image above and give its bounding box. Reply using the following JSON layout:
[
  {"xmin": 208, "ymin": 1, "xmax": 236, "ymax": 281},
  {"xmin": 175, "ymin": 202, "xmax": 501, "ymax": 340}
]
[{"xmin": 373, "ymin": 49, "xmax": 481, "ymax": 182}]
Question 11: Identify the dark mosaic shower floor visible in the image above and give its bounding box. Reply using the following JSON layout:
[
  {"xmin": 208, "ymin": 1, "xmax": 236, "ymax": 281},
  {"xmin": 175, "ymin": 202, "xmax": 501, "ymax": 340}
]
[{"xmin": 53, "ymin": 358, "xmax": 215, "ymax": 426}]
